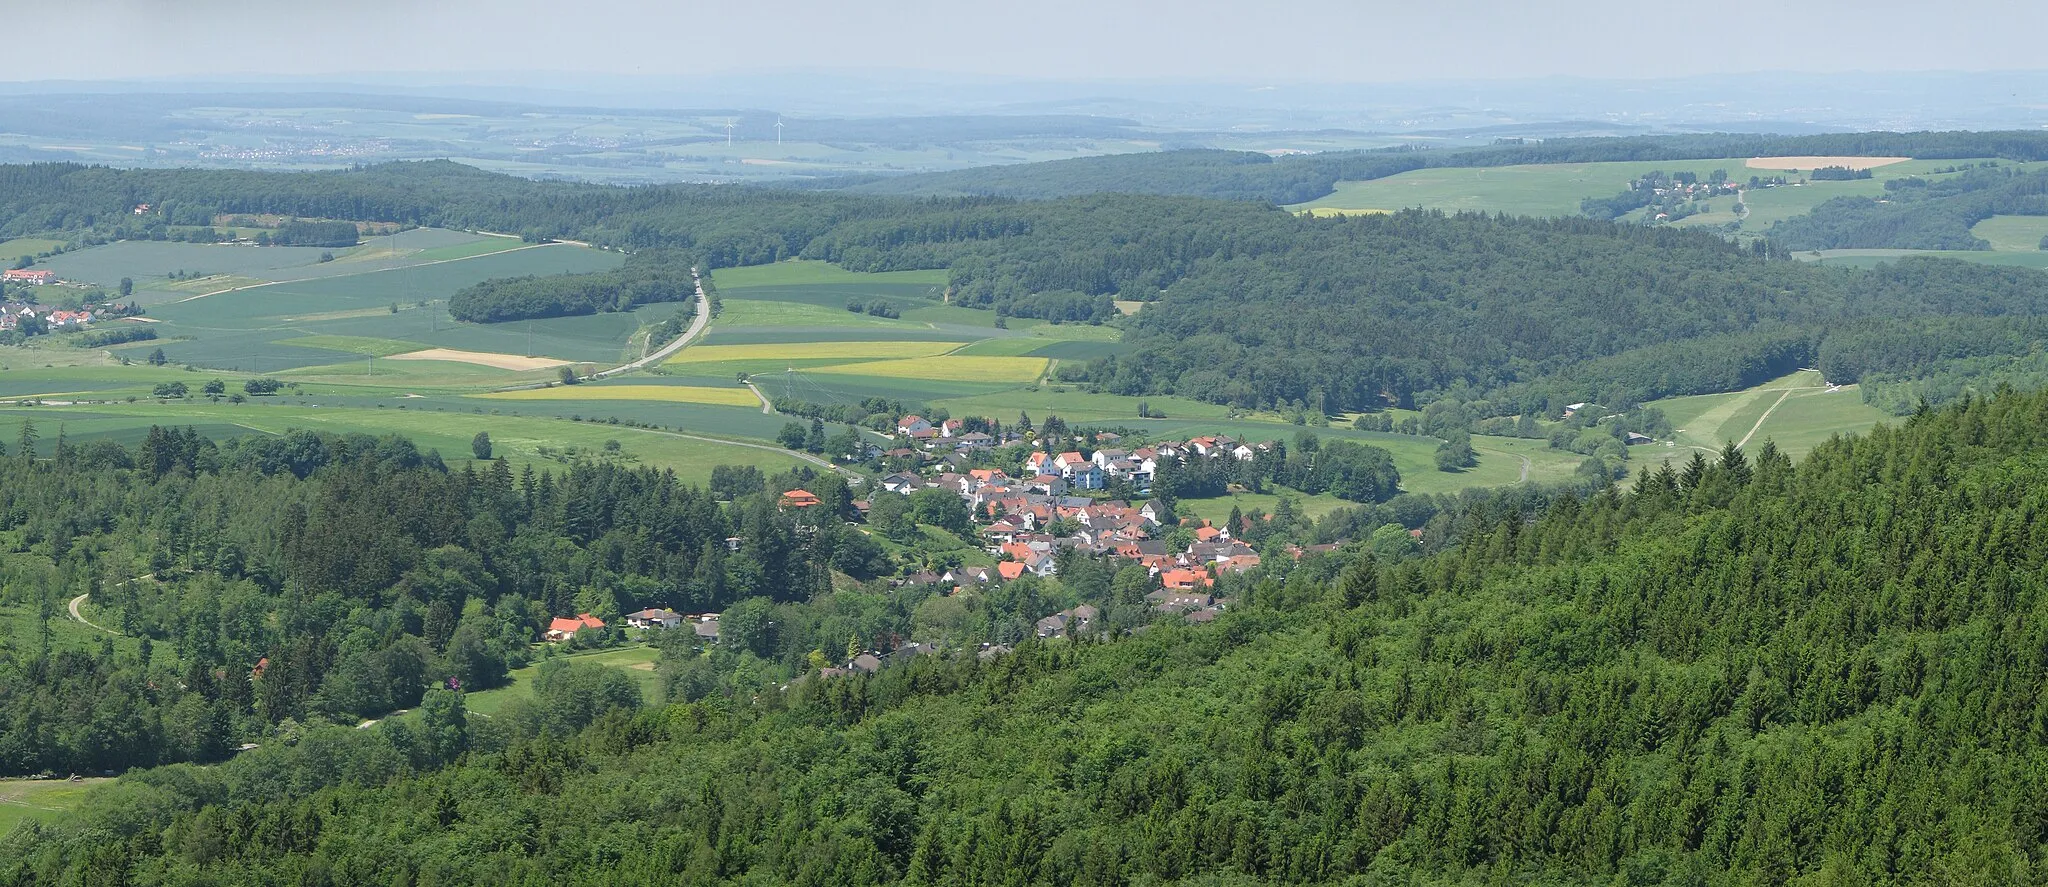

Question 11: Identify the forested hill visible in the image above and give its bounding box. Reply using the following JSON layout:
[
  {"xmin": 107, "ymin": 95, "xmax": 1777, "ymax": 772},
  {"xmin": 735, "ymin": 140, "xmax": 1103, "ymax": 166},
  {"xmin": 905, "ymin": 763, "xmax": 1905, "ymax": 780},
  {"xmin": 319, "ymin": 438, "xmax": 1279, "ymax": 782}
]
[
  {"xmin": 15, "ymin": 384, "xmax": 2048, "ymax": 884},
  {"xmin": 1769, "ymin": 164, "xmax": 2048, "ymax": 250},
  {"xmin": 824, "ymin": 130, "xmax": 2048, "ymax": 204}
]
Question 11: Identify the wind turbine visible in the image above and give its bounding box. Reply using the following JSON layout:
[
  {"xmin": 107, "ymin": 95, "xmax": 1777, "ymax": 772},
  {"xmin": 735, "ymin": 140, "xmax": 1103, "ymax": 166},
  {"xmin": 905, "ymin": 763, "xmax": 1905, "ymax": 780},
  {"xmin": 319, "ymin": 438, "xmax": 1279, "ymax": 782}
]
[
  {"xmin": 725, "ymin": 118, "xmax": 736, "ymax": 147},
  {"xmin": 775, "ymin": 116, "xmax": 784, "ymax": 145}
]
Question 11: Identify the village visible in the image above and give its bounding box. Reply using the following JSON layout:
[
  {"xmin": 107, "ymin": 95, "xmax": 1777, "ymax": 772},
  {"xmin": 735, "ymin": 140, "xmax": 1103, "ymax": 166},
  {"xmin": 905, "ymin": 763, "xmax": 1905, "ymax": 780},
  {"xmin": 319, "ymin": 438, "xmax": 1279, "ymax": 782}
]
[
  {"xmin": 560, "ymin": 412, "xmax": 1343, "ymax": 678},
  {"xmin": 0, "ymin": 269, "xmax": 132, "ymax": 332}
]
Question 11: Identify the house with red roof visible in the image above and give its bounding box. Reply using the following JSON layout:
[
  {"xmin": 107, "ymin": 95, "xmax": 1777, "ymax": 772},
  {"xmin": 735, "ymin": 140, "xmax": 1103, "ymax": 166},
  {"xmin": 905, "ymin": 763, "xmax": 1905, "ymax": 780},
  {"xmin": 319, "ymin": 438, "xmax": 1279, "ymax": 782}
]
[
  {"xmin": 779, "ymin": 489, "xmax": 822, "ymax": 509},
  {"xmin": 546, "ymin": 612, "xmax": 606, "ymax": 641}
]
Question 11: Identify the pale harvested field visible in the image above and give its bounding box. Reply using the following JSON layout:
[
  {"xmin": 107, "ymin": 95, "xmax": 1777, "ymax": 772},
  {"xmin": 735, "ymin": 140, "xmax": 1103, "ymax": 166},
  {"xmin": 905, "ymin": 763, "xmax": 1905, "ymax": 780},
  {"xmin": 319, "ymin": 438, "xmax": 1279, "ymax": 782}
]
[
  {"xmin": 1746, "ymin": 156, "xmax": 1910, "ymax": 171},
  {"xmin": 389, "ymin": 348, "xmax": 569, "ymax": 370}
]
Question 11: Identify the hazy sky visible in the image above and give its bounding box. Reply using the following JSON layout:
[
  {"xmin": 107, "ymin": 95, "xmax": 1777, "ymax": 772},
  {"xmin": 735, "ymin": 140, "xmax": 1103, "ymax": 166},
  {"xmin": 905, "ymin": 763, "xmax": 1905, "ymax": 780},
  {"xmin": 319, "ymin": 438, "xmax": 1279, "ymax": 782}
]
[{"xmin": 16, "ymin": 0, "xmax": 2047, "ymax": 84}]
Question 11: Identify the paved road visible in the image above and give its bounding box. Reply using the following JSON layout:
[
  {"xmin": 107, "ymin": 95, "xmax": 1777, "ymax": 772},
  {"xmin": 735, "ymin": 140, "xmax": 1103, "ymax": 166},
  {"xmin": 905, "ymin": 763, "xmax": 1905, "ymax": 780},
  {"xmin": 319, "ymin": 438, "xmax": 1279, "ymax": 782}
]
[
  {"xmin": 590, "ymin": 269, "xmax": 711, "ymax": 379},
  {"xmin": 67, "ymin": 594, "xmax": 119, "ymax": 635}
]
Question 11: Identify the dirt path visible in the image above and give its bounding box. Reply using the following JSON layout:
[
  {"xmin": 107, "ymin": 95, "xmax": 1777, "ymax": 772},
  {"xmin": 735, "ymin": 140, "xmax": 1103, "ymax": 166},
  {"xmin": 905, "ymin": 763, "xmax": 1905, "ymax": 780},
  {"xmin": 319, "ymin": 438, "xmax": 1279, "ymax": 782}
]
[
  {"xmin": 1473, "ymin": 446, "xmax": 1531, "ymax": 483},
  {"xmin": 1733, "ymin": 386, "xmax": 1839, "ymax": 449},
  {"xmin": 175, "ymin": 241, "xmax": 562, "ymax": 304},
  {"xmin": 67, "ymin": 594, "xmax": 119, "ymax": 636},
  {"xmin": 743, "ymin": 379, "xmax": 774, "ymax": 413}
]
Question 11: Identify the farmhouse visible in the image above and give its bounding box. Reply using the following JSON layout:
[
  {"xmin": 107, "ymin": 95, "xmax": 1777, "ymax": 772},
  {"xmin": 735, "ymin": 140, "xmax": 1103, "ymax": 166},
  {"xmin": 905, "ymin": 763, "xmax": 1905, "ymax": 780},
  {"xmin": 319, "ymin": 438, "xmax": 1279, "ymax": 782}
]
[{"xmin": 3, "ymin": 269, "xmax": 55, "ymax": 285}]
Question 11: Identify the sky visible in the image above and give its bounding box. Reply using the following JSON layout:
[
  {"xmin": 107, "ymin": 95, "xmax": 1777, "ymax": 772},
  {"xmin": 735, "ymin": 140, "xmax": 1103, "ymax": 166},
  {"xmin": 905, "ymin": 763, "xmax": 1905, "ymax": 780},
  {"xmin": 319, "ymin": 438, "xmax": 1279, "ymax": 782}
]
[{"xmin": 13, "ymin": 0, "xmax": 2047, "ymax": 85}]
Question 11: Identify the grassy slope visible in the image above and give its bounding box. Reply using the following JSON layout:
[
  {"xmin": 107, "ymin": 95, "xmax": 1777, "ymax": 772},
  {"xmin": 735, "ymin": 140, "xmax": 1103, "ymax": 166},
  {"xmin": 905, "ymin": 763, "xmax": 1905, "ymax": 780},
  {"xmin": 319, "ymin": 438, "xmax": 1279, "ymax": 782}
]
[{"xmin": 1648, "ymin": 369, "xmax": 1890, "ymax": 461}]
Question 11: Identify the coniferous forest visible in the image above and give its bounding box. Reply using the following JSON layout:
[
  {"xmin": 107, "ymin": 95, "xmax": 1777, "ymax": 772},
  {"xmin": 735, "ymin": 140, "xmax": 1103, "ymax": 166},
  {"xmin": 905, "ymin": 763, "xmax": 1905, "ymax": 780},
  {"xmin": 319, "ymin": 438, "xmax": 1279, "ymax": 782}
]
[{"xmin": 8, "ymin": 385, "xmax": 2048, "ymax": 884}]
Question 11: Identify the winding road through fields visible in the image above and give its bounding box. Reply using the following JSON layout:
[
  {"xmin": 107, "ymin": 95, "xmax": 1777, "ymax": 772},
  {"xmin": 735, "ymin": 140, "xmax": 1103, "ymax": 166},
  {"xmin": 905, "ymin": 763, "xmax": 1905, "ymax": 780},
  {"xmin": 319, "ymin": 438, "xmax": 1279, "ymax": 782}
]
[{"xmin": 589, "ymin": 269, "xmax": 711, "ymax": 379}]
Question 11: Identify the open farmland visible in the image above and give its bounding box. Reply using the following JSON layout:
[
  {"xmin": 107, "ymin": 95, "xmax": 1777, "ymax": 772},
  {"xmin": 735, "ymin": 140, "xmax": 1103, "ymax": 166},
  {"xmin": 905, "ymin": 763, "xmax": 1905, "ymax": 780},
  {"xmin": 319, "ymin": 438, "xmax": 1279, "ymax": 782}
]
[
  {"xmin": 123, "ymin": 242, "xmax": 627, "ymax": 371},
  {"xmin": 480, "ymin": 384, "xmax": 760, "ymax": 407},
  {"xmin": 1289, "ymin": 157, "xmax": 2003, "ymax": 234},
  {"xmin": 809, "ymin": 355, "xmax": 1047, "ymax": 384}
]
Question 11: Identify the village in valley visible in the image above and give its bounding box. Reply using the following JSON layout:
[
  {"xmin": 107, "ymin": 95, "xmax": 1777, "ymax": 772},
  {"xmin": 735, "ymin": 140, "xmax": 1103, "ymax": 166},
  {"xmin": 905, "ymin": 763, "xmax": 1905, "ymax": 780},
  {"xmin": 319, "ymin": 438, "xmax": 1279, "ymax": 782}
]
[{"xmin": 581, "ymin": 408, "xmax": 1332, "ymax": 675}]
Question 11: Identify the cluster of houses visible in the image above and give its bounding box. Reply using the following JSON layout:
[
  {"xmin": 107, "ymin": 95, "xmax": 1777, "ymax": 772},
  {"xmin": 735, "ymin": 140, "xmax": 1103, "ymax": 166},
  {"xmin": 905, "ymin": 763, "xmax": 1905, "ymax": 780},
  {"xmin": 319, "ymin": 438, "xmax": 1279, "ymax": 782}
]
[
  {"xmin": 872, "ymin": 438, "xmax": 1298, "ymax": 625},
  {"xmin": 884, "ymin": 415, "xmax": 1006, "ymax": 457},
  {"xmin": 548, "ymin": 609, "xmax": 722, "ymax": 643},
  {"xmin": 0, "ymin": 303, "xmax": 96, "ymax": 332},
  {"xmin": 2, "ymin": 269, "xmax": 57, "ymax": 285}
]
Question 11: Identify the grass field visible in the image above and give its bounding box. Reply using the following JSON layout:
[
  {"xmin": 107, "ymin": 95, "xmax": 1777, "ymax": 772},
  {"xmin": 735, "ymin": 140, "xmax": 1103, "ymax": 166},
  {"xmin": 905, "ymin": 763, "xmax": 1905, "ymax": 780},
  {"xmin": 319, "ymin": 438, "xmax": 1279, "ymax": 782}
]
[
  {"xmin": 1291, "ymin": 158, "xmax": 2008, "ymax": 235},
  {"xmin": 0, "ymin": 238, "xmax": 70, "ymax": 259},
  {"xmin": 710, "ymin": 261, "xmax": 948, "ymax": 290},
  {"xmin": 478, "ymin": 384, "xmax": 760, "ymax": 407},
  {"xmin": 666, "ymin": 340, "xmax": 965, "ymax": 366},
  {"xmin": 121, "ymin": 243, "xmax": 630, "ymax": 372},
  {"xmin": 0, "ymin": 778, "xmax": 108, "ymax": 836},
  {"xmin": 1968, "ymin": 215, "xmax": 2048, "ymax": 252},
  {"xmin": 464, "ymin": 645, "xmax": 663, "ymax": 716},
  {"xmin": 273, "ymin": 335, "xmax": 426, "ymax": 356},
  {"xmin": 1648, "ymin": 370, "xmax": 1891, "ymax": 461},
  {"xmin": 810, "ymin": 355, "xmax": 1048, "ymax": 384}
]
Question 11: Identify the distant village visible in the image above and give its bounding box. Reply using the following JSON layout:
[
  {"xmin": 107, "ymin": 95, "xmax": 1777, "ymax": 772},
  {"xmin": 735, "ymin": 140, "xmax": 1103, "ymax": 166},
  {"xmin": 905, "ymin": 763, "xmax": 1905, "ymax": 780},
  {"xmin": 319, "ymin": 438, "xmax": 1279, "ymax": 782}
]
[{"xmin": 0, "ymin": 269, "xmax": 136, "ymax": 333}]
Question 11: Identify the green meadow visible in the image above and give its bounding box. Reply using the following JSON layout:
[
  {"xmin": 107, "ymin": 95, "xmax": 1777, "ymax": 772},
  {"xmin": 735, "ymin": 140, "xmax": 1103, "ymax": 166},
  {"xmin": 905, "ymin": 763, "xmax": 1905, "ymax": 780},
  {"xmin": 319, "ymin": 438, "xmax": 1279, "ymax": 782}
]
[
  {"xmin": 464, "ymin": 644, "xmax": 664, "ymax": 717},
  {"xmin": 0, "ymin": 778, "xmax": 107, "ymax": 836},
  {"xmin": 1646, "ymin": 370, "xmax": 1891, "ymax": 461},
  {"xmin": 1967, "ymin": 215, "xmax": 2048, "ymax": 252},
  {"xmin": 1291, "ymin": 158, "xmax": 2004, "ymax": 234}
]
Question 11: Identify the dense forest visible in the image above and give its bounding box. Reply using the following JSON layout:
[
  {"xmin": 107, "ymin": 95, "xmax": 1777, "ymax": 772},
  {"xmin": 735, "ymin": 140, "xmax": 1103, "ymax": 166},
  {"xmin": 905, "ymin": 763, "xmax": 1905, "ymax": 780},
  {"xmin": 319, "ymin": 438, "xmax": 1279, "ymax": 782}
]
[
  {"xmin": 1768, "ymin": 164, "xmax": 2048, "ymax": 250},
  {"xmin": 10, "ymin": 381, "xmax": 2048, "ymax": 884},
  {"xmin": 0, "ymin": 423, "xmax": 893, "ymax": 777},
  {"xmin": 448, "ymin": 250, "xmax": 698, "ymax": 322}
]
